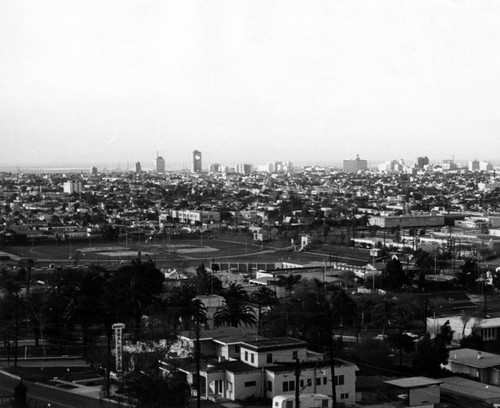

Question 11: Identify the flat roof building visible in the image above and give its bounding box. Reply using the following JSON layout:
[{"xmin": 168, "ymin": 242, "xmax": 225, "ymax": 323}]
[
  {"xmin": 343, "ymin": 155, "xmax": 367, "ymax": 173},
  {"xmin": 368, "ymin": 214, "xmax": 445, "ymax": 229}
]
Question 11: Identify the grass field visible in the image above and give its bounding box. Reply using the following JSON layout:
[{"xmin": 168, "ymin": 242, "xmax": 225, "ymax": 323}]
[{"xmin": 1, "ymin": 233, "xmax": 373, "ymax": 270}]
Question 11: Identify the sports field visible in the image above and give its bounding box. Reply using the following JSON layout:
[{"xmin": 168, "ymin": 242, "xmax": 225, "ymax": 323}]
[{"xmin": 1, "ymin": 234, "xmax": 371, "ymax": 269}]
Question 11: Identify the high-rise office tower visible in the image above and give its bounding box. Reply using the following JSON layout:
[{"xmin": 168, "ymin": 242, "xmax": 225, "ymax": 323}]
[
  {"xmin": 135, "ymin": 161, "xmax": 141, "ymax": 173},
  {"xmin": 192, "ymin": 150, "xmax": 202, "ymax": 173},
  {"xmin": 343, "ymin": 155, "xmax": 368, "ymax": 173},
  {"xmin": 155, "ymin": 153, "xmax": 166, "ymax": 173}
]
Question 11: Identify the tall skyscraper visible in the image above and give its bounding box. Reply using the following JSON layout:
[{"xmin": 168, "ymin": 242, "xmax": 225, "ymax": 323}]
[
  {"xmin": 192, "ymin": 150, "xmax": 202, "ymax": 173},
  {"xmin": 135, "ymin": 161, "xmax": 142, "ymax": 173},
  {"xmin": 155, "ymin": 153, "xmax": 165, "ymax": 173}
]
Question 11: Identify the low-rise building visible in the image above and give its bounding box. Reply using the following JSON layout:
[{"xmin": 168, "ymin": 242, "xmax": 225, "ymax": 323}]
[
  {"xmin": 368, "ymin": 214, "xmax": 445, "ymax": 229},
  {"xmin": 445, "ymin": 348, "xmax": 500, "ymax": 385},
  {"xmin": 162, "ymin": 332, "xmax": 358, "ymax": 404}
]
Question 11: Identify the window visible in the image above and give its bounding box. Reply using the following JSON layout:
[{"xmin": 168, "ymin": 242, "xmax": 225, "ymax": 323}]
[
  {"xmin": 323, "ymin": 377, "xmax": 327, "ymax": 385},
  {"xmin": 286, "ymin": 401, "xmax": 293, "ymax": 408},
  {"xmin": 322, "ymin": 399, "xmax": 329, "ymax": 407},
  {"xmin": 335, "ymin": 375, "xmax": 344, "ymax": 386},
  {"xmin": 235, "ymin": 345, "xmax": 240, "ymax": 353},
  {"xmin": 251, "ymin": 353, "xmax": 254, "ymax": 363},
  {"xmin": 316, "ymin": 378, "xmax": 321, "ymax": 386},
  {"xmin": 267, "ymin": 381, "xmax": 272, "ymax": 391},
  {"xmin": 292, "ymin": 351, "xmax": 298, "ymax": 359},
  {"xmin": 275, "ymin": 402, "xmax": 279, "ymax": 407},
  {"xmin": 245, "ymin": 351, "xmax": 248, "ymax": 361},
  {"xmin": 300, "ymin": 380, "xmax": 304, "ymax": 388},
  {"xmin": 283, "ymin": 381, "xmax": 295, "ymax": 392},
  {"xmin": 340, "ymin": 393, "xmax": 349, "ymax": 400},
  {"xmin": 267, "ymin": 353, "xmax": 273, "ymax": 364},
  {"xmin": 244, "ymin": 381, "xmax": 257, "ymax": 387}
]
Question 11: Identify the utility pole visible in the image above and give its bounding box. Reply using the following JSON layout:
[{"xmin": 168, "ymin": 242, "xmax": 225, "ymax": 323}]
[
  {"xmin": 294, "ymin": 358, "xmax": 300, "ymax": 408},
  {"xmin": 196, "ymin": 302, "xmax": 201, "ymax": 408},
  {"xmin": 14, "ymin": 291, "xmax": 19, "ymax": 367},
  {"xmin": 273, "ymin": 358, "xmax": 301, "ymax": 408},
  {"xmin": 327, "ymin": 307, "xmax": 338, "ymax": 408}
]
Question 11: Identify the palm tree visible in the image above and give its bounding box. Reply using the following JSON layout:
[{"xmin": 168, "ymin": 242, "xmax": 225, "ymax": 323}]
[
  {"xmin": 223, "ymin": 283, "xmax": 249, "ymax": 303},
  {"xmin": 214, "ymin": 302, "xmax": 256, "ymax": 328},
  {"xmin": 251, "ymin": 286, "xmax": 277, "ymax": 335},
  {"xmin": 277, "ymin": 274, "xmax": 302, "ymax": 294},
  {"xmin": 195, "ymin": 264, "xmax": 222, "ymax": 295},
  {"xmin": 214, "ymin": 283, "xmax": 256, "ymax": 328}
]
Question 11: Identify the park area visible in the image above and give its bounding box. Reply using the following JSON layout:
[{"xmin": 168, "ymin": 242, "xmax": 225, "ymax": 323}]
[{"xmin": 1, "ymin": 231, "xmax": 373, "ymax": 273}]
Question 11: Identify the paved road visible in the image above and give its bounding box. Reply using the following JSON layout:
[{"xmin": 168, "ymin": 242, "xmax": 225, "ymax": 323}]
[{"xmin": 0, "ymin": 370, "xmax": 122, "ymax": 408}]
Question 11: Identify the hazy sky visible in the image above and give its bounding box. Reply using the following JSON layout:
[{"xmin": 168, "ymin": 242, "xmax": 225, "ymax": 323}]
[{"xmin": 2, "ymin": 0, "xmax": 500, "ymax": 169}]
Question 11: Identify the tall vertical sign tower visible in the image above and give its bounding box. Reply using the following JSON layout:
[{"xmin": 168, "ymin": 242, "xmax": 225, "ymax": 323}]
[{"xmin": 112, "ymin": 323, "xmax": 125, "ymax": 379}]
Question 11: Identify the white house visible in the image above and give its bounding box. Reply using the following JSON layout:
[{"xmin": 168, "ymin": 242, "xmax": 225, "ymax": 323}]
[{"xmin": 162, "ymin": 333, "xmax": 358, "ymax": 405}]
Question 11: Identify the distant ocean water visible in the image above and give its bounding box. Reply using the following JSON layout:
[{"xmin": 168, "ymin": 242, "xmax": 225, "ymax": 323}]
[
  {"xmin": 0, "ymin": 166, "xmax": 92, "ymax": 174},
  {"xmin": 0, "ymin": 161, "xmax": 188, "ymax": 173}
]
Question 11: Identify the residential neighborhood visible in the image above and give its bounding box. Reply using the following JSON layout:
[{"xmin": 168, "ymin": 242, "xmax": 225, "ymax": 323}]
[{"xmin": 3, "ymin": 160, "xmax": 500, "ymax": 407}]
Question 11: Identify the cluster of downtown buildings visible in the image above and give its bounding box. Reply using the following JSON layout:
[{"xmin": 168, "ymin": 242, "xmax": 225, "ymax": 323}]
[{"xmin": 148, "ymin": 150, "xmax": 294, "ymax": 175}]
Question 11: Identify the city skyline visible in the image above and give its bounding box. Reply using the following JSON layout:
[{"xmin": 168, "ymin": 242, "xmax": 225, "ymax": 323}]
[
  {"xmin": 2, "ymin": 0, "xmax": 500, "ymax": 167},
  {"xmin": 6, "ymin": 153, "xmax": 500, "ymax": 174}
]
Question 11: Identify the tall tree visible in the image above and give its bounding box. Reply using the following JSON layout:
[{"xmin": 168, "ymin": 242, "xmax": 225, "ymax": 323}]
[
  {"xmin": 413, "ymin": 321, "xmax": 453, "ymax": 376},
  {"xmin": 383, "ymin": 257, "xmax": 408, "ymax": 290},
  {"xmin": 251, "ymin": 286, "xmax": 277, "ymax": 335},
  {"xmin": 195, "ymin": 263, "xmax": 222, "ymax": 295},
  {"xmin": 112, "ymin": 261, "xmax": 165, "ymax": 339},
  {"xmin": 66, "ymin": 271, "xmax": 105, "ymax": 345}
]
